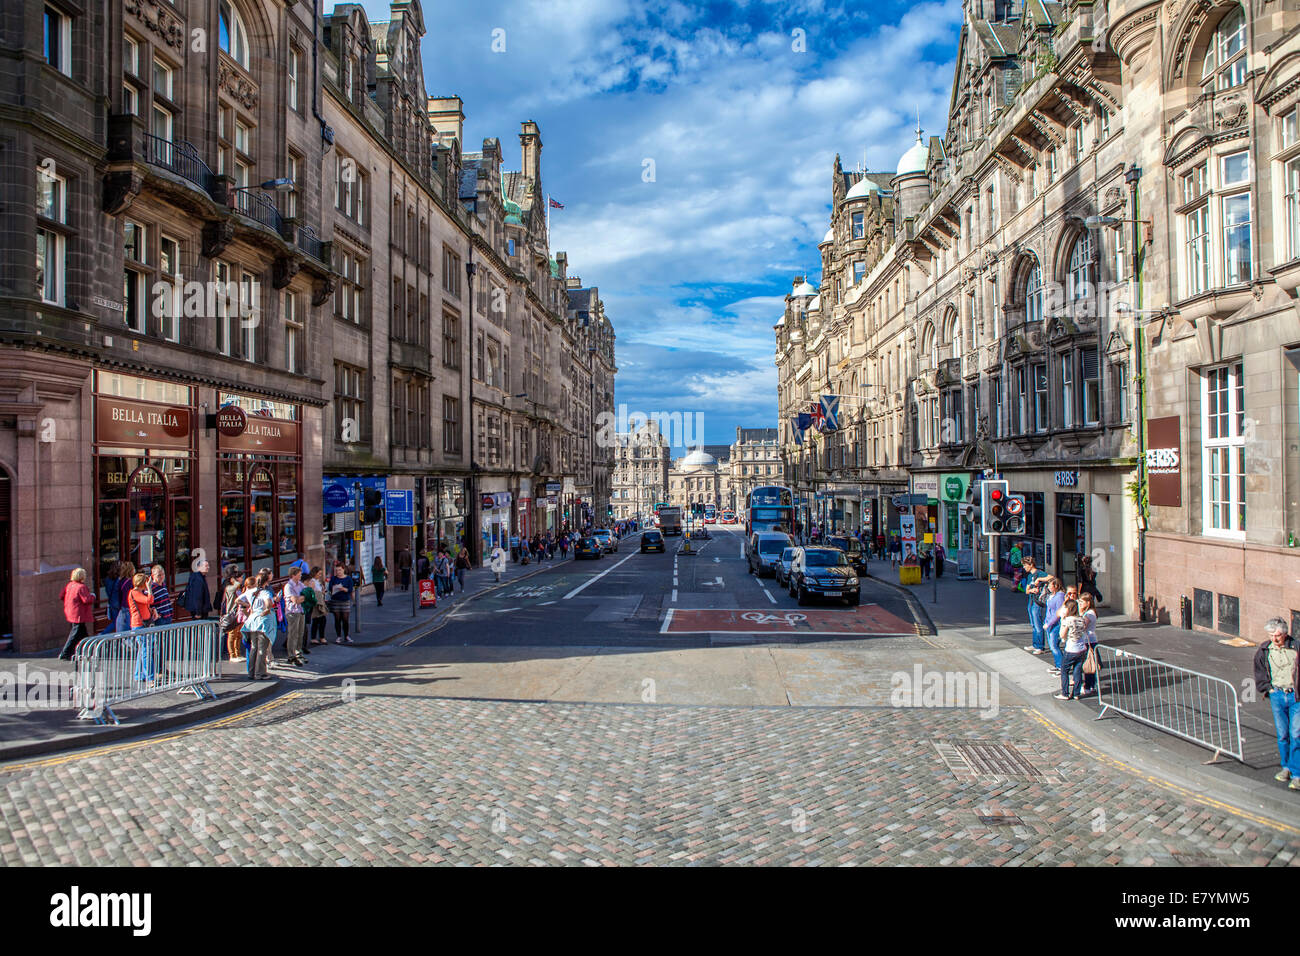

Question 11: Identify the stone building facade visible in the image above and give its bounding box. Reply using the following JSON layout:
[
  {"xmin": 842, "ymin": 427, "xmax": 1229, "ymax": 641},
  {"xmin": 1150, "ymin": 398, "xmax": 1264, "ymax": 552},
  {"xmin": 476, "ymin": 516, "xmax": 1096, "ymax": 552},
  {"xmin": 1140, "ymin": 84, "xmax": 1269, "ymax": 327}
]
[
  {"xmin": 778, "ymin": 0, "xmax": 1300, "ymax": 630},
  {"xmin": 611, "ymin": 420, "xmax": 670, "ymax": 520},
  {"xmin": 0, "ymin": 0, "xmax": 615, "ymax": 650},
  {"xmin": 727, "ymin": 427, "xmax": 780, "ymax": 514}
]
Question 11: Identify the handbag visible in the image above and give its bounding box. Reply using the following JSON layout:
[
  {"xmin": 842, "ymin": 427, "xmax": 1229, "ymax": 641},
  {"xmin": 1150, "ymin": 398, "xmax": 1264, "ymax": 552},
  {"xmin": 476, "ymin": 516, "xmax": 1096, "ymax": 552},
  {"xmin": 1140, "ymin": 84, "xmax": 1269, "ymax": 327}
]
[{"xmin": 1082, "ymin": 646, "xmax": 1099, "ymax": 675}]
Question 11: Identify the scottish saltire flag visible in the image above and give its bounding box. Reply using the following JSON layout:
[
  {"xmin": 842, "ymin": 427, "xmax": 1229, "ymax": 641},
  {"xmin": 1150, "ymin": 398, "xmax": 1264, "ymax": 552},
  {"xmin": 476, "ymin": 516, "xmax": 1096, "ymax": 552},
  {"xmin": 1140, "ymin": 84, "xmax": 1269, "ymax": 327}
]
[
  {"xmin": 820, "ymin": 395, "xmax": 840, "ymax": 431},
  {"xmin": 792, "ymin": 417, "xmax": 804, "ymax": 445}
]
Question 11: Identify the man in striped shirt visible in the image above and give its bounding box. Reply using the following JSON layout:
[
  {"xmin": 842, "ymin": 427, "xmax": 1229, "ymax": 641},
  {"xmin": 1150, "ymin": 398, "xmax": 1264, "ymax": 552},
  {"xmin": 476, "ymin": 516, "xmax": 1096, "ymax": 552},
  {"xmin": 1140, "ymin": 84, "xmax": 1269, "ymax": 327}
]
[{"xmin": 150, "ymin": 565, "xmax": 174, "ymax": 626}]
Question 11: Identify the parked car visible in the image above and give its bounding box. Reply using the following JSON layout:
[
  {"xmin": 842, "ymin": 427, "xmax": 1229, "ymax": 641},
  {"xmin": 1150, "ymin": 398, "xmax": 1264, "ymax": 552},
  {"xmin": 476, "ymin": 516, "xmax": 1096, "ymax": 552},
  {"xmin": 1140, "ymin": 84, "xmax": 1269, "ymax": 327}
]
[
  {"xmin": 592, "ymin": 529, "xmax": 617, "ymax": 553},
  {"xmin": 747, "ymin": 532, "xmax": 794, "ymax": 577},
  {"xmin": 574, "ymin": 537, "xmax": 603, "ymax": 560},
  {"xmin": 787, "ymin": 547, "xmax": 860, "ymax": 606},
  {"xmin": 775, "ymin": 547, "xmax": 797, "ymax": 588},
  {"xmin": 826, "ymin": 535, "xmax": 869, "ymax": 576},
  {"xmin": 640, "ymin": 530, "xmax": 665, "ymax": 553}
]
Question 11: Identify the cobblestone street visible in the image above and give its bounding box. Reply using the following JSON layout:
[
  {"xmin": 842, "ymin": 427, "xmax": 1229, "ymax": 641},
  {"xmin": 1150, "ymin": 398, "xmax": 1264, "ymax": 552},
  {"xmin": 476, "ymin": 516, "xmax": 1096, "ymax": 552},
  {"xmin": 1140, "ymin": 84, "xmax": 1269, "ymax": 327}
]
[{"xmin": 3, "ymin": 691, "xmax": 1294, "ymax": 866}]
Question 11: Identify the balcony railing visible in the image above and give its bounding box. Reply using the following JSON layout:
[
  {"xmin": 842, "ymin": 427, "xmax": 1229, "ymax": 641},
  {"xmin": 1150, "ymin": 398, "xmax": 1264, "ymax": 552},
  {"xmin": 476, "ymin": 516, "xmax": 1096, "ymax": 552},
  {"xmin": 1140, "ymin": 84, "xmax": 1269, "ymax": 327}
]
[
  {"xmin": 143, "ymin": 134, "xmax": 214, "ymax": 193},
  {"xmin": 297, "ymin": 225, "xmax": 326, "ymax": 263},
  {"xmin": 232, "ymin": 187, "xmax": 284, "ymax": 235}
]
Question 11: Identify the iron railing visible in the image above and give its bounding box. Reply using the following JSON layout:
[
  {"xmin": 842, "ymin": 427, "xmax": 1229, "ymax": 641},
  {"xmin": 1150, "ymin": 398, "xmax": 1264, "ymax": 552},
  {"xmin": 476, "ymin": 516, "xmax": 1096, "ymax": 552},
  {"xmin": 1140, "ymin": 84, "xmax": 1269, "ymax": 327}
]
[
  {"xmin": 143, "ymin": 133, "xmax": 214, "ymax": 192},
  {"xmin": 1094, "ymin": 644, "xmax": 1244, "ymax": 763},
  {"xmin": 73, "ymin": 621, "xmax": 220, "ymax": 725},
  {"xmin": 297, "ymin": 225, "xmax": 326, "ymax": 262},
  {"xmin": 232, "ymin": 186, "xmax": 284, "ymax": 235}
]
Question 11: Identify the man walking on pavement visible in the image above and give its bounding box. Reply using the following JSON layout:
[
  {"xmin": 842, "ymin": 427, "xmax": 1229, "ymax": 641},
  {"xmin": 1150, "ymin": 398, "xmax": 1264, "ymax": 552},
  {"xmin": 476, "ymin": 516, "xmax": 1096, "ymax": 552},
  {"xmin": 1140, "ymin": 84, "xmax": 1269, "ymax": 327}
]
[
  {"xmin": 283, "ymin": 565, "xmax": 307, "ymax": 666},
  {"xmin": 397, "ymin": 547, "xmax": 412, "ymax": 591},
  {"xmin": 182, "ymin": 558, "xmax": 212, "ymax": 620},
  {"xmin": 1254, "ymin": 617, "xmax": 1300, "ymax": 790},
  {"xmin": 1022, "ymin": 556, "xmax": 1050, "ymax": 656}
]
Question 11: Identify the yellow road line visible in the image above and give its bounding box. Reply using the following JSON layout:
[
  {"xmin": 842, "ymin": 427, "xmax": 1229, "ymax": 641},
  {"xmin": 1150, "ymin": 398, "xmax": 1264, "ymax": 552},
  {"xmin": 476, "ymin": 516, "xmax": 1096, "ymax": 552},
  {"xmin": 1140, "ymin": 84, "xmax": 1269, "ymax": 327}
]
[
  {"xmin": 0, "ymin": 692, "xmax": 303, "ymax": 773},
  {"xmin": 1026, "ymin": 709, "xmax": 1300, "ymax": 837}
]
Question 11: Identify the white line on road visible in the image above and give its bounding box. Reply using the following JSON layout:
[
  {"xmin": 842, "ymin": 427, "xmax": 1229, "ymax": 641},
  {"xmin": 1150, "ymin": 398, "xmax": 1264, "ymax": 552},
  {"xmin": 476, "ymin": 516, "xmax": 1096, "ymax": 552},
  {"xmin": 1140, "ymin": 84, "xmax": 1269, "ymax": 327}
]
[
  {"xmin": 671, "ymin": 589, "xmax": 677, "ymax": 603},
  {"xmin": 562, "ymin": 550, "xmax": 638, "ymax": 599},
  {"xmin": 494, "ymin": 607, "xmax": 520, "ymax": 613},
  {"xmin": 660, "ymin": 608, "xmax": 675, "ymax": 633},
  {"xmin": 538, "ymin": 600, "xmax": 555, "ymax": 606},
  {"xmin": 763, "ymin": 588, "xmax": 777, "ymax": 604}
]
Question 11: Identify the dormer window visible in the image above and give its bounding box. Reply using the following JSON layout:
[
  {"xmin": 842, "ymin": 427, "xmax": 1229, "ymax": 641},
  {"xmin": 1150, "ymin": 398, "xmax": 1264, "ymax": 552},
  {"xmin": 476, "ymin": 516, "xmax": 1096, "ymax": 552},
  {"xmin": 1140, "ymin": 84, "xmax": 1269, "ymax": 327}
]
[{"xmin": 219, "ymin": 1, "xmax": 250, "ymax": 69}]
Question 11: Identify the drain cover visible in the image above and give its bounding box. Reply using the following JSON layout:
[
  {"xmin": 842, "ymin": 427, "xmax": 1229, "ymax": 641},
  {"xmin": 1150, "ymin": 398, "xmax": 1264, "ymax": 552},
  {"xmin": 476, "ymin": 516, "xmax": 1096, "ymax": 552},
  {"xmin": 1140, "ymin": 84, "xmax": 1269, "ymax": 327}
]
[{"xmin": 933, "ymin": 739, "xmax": 1062, "ymax": 782}]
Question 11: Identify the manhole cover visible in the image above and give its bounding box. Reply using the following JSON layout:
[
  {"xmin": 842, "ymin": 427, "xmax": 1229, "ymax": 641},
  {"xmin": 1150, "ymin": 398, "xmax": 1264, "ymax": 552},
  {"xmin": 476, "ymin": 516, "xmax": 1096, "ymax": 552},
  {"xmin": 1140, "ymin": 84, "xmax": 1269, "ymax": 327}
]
[{"xmin": 933, "ymin": 739, "xmax": 1062, "ymax": 782}]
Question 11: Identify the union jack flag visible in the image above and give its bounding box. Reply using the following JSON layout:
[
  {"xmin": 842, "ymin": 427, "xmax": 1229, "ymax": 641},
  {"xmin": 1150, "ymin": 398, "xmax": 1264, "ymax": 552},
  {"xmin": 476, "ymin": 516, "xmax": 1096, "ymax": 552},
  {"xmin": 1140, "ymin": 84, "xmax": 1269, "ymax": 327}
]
[
  {"xmin": 549, "ymin": 198, "xmax": 565, "ymax": 209},
  {"xmin": 808, "ymin": 402, "xmax": 825, "ymax": 432}
]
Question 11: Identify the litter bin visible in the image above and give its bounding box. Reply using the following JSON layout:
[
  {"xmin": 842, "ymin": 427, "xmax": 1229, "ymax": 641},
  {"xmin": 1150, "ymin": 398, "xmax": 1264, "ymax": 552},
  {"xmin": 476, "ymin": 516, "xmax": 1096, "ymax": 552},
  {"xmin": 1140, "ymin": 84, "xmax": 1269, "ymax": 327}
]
[{"xmin": 899, "ymin": 565, "xmax": 922, "ymax": 586}]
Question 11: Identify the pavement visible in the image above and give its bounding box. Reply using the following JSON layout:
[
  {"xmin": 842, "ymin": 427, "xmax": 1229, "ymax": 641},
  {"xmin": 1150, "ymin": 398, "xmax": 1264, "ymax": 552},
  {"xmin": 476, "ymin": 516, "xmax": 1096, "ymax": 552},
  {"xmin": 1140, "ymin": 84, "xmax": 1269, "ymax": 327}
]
[
  {"xmin": 2, "ymin": 525, "xmax": 1297, "ymax": 865},
  {"xmin": 0, "ymin": 542, "xmax": 584, "ymax": 760},
  {"xmin": 867, "ymin": 563, "xmax": 1296, "ymax": 822}
]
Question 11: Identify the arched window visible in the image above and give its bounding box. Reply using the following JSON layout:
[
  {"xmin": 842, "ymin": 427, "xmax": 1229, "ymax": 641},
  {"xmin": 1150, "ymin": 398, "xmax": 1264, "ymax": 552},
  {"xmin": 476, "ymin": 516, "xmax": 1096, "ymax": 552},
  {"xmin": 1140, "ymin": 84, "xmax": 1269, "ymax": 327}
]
[
  {"xmin": 1067, "ymin": 233, "xmax": 1094, "ymax": 300},
  {"xmin": 1201, "ymin": 6, "xmax": 1247, "ymax": 91},
  {"xmin": 943, "ymin": 309, "xmax": 960, "ymax": 361},
  {"xmin": 219, "ymin": 1, "xmax": 251, "ymax": 69},
  {"xmin": 1024, "ymin": 258, "xmax": 1044, "ymax": 322},
  {"xmin": 922, "ymin": 322, "xmax": 937, "ymax": 369}
]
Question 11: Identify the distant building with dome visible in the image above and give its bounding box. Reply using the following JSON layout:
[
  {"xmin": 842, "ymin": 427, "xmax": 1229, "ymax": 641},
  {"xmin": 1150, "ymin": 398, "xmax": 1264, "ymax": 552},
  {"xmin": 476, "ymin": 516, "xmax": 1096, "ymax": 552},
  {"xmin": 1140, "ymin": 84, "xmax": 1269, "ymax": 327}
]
[{"xmin": 668, "ymin": 446, "xmax": 733, "ymax": 512}]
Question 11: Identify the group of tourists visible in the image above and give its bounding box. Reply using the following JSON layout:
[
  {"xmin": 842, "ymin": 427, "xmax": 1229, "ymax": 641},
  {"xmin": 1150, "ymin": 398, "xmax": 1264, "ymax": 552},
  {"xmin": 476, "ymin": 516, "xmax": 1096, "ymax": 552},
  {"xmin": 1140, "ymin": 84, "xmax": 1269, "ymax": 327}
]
[
  {"xmin": 1018, "ymin": 555, "xmax": 1100, "ymax": 700},
  {"xmin": 214, "ymin": 561, "xmax": 361, "ymax": 678}
]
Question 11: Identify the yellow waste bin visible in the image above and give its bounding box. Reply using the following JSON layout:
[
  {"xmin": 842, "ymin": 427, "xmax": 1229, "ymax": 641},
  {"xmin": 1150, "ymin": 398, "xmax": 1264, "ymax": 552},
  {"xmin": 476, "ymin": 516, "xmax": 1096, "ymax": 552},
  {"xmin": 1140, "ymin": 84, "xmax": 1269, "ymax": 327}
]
[{"xmin": 899, "ymin": 565, "xmax": 922, "ymax": 586}]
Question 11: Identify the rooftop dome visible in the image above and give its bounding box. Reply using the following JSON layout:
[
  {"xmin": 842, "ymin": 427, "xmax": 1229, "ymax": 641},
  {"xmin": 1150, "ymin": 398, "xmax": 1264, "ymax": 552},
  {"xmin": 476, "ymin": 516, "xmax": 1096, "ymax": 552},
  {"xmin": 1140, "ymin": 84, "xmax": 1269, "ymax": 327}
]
[
  {"xmin": 845, "ymin": 177, "xmax": 883, "ymax": 200},
  {"xmin": 679, "ymin": 448, "xmax": 717, "ymax": 472},
  {"xmin": 792, "ymin": 280, "xmax": 818, "ymax": 297},
  {"xmin": 819, "ymin": 228, "xmax": 834, "ymax": 246},
  {"xmin": 896, "ymin": 135, "xmax": 929, "ymax": 177},
  {"xmin": 775, "ymin": 314, "xmax": 786, "ymax": 327},
  {"xmin": 808, "ymin": 294, "xmax": 821, "ymax": 311}
]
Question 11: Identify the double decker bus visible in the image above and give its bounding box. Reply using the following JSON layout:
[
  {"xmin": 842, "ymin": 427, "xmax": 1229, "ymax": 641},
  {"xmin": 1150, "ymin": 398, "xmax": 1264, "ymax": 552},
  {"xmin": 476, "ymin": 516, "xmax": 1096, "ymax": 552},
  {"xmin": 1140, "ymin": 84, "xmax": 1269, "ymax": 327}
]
[{"xmin": 745, "ymin": 485, "xmax": 795, "ymax": 537}]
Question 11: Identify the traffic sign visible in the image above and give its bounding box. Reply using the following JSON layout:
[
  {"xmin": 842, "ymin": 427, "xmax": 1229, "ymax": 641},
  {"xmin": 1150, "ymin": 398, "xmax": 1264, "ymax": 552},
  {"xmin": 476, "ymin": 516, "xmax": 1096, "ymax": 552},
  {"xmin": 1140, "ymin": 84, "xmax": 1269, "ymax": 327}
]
[
  {"xmin": 352, "ymin": 530, "xmax": 363, "ymax": 541},
  {"xmin": 384, "ymin": 489, "xmax": 415, "ymax": 526}
]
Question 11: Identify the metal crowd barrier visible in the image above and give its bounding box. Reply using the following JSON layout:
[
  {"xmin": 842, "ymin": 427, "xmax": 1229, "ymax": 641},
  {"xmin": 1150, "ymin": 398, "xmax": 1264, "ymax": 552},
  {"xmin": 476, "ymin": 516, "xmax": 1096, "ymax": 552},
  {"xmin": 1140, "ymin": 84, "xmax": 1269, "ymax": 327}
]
[
  {"xmin": 73, "ymin": 620, "xmax": 220, "ymax": 725},
  {"xmin": 1094, "ymin": 644, "xmax": 1243, "ymax": 763}
]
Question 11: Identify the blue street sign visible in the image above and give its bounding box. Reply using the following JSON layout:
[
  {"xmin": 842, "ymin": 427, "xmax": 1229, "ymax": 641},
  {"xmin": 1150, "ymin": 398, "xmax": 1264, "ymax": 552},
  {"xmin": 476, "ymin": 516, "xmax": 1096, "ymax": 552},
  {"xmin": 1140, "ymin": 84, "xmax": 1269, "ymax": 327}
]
[{"xmin": 384, "ymin": 489, "xmax": 415, "ymax": 526}]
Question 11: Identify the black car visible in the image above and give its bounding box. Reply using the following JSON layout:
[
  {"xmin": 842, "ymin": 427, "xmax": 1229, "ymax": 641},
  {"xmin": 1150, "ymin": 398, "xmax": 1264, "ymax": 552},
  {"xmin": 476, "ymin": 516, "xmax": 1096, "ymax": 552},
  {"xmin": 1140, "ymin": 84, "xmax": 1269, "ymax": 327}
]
[
  {"xmin": 574, "ymin": 537, "xmax": 602, "ymax": 560},
  {"xmin": 788, "ymin": 547, "xmax": 860, "ymax": 606},
  {"xmin": 640, "ymin": 530, "xmax": 665, "ymax": 553},
  {"xmin": 826, "ymin": 536, "xmax": 869, "ymax": 576}
]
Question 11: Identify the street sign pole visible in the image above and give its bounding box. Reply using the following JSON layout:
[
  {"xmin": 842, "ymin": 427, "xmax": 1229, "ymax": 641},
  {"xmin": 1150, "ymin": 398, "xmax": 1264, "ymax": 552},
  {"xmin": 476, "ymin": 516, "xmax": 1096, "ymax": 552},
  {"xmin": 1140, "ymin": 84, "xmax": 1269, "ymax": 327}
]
[
  {"xmin": 353, "ymin": 481, "xmax": 363, "ymax": 635},
  {"xmin": 988, "ymin": 532, "xmax": 999, "ymax": 637},
  {"xmin": 411, "ymin": 525, "xmax": 418, "ymax": 619}
]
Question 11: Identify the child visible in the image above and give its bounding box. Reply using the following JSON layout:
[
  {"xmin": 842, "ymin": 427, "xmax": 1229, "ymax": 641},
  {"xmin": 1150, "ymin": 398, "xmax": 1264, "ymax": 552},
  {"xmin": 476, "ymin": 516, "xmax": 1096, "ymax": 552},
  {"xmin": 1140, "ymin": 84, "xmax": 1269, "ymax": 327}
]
[{"xmin": 1054, "ymin": 599, "xmax": 1089, "ymax": 700}]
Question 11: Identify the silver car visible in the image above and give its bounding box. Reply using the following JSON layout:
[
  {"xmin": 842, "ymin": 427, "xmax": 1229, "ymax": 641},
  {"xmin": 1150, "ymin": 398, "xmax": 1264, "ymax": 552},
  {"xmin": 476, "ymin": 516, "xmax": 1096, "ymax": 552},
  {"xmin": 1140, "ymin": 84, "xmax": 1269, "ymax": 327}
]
[{"xmin": 775, "ymin": 547, "xmax": 797, "ymax": 588}]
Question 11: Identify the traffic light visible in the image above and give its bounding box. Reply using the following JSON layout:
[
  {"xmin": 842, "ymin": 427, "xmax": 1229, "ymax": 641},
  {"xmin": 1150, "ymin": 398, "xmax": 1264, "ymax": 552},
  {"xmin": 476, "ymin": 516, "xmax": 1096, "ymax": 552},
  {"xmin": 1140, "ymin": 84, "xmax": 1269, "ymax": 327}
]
[
  {"xmin": 1004, "ymin": 494, "xmax": 1026, "ymax": 535},
  {"xmin": 980, "ymin": 479, "xmax": 1009, "ymax": 535},
  {"xmin": 363, "ymin": 487, "xmax": 383, "ymax": 524}
]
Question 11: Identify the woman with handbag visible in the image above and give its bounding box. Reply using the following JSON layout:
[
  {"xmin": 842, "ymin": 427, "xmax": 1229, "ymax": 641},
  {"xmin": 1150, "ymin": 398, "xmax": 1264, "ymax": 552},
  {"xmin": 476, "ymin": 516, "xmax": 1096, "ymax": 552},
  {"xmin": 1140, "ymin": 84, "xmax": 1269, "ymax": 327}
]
[
  {"xmin": 126, "ymin": 572, "xmax": 157, "ymax": 682},
  {"xmin": 1054, "ymin": 599, "xmax": 1089, "ymax": 700},
  {"xmin": 1078, "ymin": 592, "xmax": 1100, "ymax": 696}
]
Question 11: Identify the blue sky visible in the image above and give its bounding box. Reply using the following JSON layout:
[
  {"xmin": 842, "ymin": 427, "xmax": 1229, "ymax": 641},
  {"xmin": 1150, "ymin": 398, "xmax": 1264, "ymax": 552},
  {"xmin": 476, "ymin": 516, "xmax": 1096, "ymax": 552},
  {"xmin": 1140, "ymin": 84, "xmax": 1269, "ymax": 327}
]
[{"xmin": 350, "ymin": 0, "xmax": 964, "ymax": 450}]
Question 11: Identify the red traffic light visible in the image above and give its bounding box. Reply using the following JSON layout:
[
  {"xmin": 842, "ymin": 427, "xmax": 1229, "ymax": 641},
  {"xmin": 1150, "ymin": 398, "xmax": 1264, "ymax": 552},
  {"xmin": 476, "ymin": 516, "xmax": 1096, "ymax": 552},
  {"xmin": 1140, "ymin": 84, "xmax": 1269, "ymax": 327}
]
[{"xmin": 990, "ymin": 489, "xmax": 1003, "ymax": 500}]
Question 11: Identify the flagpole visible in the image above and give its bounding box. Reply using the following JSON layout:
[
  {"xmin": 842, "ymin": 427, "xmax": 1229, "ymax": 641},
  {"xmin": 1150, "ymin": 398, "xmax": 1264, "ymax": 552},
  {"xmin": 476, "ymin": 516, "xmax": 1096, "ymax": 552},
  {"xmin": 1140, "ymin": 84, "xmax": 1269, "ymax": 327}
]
[{"xmin": 546, "ymin": 193, "xmax": 551, "ymax": 237}]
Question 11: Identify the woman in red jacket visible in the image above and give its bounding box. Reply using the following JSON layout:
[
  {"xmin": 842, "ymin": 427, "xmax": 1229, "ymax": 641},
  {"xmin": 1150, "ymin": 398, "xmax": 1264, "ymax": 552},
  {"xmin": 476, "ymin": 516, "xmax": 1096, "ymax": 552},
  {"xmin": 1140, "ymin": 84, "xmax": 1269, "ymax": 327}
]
[{"xmin": 58, "ymin": 567, "xmax": 96, "ymax": 660}]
